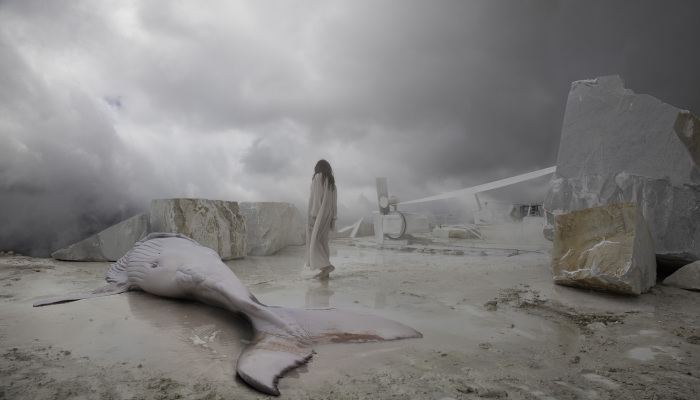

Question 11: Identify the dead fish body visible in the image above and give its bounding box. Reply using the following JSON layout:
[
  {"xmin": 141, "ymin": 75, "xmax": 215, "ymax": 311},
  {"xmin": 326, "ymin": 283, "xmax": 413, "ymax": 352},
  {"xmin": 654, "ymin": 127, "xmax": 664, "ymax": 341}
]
[{"xmin": 34, "ymin": 232, "xmax": 422, "ymax": 396}]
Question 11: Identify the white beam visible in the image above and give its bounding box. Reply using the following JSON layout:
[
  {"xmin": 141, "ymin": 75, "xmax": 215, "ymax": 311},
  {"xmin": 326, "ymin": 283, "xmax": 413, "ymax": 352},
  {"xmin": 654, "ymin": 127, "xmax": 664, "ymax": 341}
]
[{"xmin": 399, "ymin": 166, "xmax": 556, "ymax": 205}]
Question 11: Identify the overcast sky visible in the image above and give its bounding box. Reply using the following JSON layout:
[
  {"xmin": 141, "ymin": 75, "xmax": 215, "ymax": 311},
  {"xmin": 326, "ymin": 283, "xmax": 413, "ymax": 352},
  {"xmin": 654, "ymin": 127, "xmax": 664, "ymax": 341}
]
[{"xmin": 2, "ymin": 0, "xmax": 700, "ymax": 257}]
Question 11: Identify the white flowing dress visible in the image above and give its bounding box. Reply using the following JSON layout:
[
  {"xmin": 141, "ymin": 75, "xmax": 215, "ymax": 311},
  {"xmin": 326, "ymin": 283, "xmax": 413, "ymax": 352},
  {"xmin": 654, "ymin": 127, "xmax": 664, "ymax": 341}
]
[{"xmin": 306, "ymin": 173, "xmax": 337, "ymax": 270}]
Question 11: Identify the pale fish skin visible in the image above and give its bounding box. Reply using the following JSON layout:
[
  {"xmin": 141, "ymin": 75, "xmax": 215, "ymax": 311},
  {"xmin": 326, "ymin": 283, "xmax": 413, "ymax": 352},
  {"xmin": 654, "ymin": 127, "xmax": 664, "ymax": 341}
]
[{"xmin": 34, "ymin": 232, "xmax": 422, "ymax": 396}]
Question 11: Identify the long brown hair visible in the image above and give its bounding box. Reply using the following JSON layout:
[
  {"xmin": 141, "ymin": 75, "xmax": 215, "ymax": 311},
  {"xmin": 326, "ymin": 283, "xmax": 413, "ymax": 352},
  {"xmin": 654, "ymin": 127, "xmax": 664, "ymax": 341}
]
[{"xmin": 313, "ymin": 159, "xmax": 335, "ymax": 188}]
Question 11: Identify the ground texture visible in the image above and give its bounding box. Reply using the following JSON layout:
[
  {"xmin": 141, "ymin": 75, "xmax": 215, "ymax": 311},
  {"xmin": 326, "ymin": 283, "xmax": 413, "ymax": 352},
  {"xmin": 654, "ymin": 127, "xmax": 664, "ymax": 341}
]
[{"xmin": 1, "ymin": 235, "xmax": 698, "ymax": 399}]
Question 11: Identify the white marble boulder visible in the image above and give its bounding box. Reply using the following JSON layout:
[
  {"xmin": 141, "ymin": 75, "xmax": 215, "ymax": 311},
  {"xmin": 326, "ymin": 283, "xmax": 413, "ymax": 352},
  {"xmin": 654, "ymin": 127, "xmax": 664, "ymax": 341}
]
[
  {"xmin": 550, "ymin": 202, "xmax": 657, "ymax": 295},
  {"xmin": 51, "ymin": 213, "xmax": 148, "ymax": 262},
  {"xmin": 543, "ymin": 76, "xmax": 700, "ymax": 263},
  {"xmin": 432, "ymin": 227, "xmax": 480, "ymax": 239},
  {"xmin": 662, "ymin": 261, "xmax": 700, "ymax": 290},
  {"xmin": 336, "ymin": 216, "xmax": 375, "ymax": 238},
  {"xmin": 150, "ymin": 198, "xmax": 246, "ymax": 260},
  {"xmin": 239, "ymin": 202, "xmax": 305, "ymax": 256}
]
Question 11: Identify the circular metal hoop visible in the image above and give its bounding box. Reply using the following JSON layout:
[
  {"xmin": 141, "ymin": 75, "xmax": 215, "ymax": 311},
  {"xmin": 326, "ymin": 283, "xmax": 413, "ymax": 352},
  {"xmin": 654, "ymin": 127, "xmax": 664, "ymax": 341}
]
[{"xmin": 385, "ymin": 210, "xmax": 407, "ymax": 240}]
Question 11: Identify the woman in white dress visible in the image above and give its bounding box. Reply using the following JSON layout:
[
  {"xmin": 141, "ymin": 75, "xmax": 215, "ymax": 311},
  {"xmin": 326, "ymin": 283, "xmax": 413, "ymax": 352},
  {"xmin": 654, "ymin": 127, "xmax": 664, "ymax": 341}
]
[{"xmin": 306, "ymin": 160, "xmax": 338, "ymax": 279}]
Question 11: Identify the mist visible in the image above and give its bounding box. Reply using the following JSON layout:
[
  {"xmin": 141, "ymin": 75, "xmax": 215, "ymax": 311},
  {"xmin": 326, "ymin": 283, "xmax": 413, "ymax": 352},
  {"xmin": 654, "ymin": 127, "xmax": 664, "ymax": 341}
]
[{"xmin": 1, "ymin": 0, "xmax": 699, "ymax": 257}]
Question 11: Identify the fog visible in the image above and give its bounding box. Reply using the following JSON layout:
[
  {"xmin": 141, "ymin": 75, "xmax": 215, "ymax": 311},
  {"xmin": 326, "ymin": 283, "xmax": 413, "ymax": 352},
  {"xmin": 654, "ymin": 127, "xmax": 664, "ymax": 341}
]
[{"xmin": 1, "ymin": 0, "xmax": 699, "ymax": 256}]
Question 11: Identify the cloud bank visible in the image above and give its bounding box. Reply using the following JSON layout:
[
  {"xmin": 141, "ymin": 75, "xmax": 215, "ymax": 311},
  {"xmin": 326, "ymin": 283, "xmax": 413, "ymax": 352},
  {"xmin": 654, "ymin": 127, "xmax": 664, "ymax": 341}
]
[{"xmin": 1, "ymin": 0, "xmax": 699, "ymax": 256}]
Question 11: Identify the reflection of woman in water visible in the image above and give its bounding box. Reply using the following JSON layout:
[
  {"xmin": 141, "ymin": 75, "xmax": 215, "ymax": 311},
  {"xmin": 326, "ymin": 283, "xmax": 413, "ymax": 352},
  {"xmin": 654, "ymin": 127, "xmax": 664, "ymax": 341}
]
[{"xmin": 306, "ymin": 159, "xmax": 338, "ymax": 279}]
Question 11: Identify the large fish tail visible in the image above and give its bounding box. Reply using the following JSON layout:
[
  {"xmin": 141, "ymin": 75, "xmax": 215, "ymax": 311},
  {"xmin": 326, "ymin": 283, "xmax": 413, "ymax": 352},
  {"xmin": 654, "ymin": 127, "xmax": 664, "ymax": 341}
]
[{"xmin": 235, "ymin": 306, "xmax": 421, "ymax": 395}]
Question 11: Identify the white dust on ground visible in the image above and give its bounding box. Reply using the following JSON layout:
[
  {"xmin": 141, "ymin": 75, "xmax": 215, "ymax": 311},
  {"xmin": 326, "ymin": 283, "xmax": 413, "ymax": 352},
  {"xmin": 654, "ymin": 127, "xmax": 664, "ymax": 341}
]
[{"xmin": 1, "ymin": 235, "xmax": 699, "ymax": 399}]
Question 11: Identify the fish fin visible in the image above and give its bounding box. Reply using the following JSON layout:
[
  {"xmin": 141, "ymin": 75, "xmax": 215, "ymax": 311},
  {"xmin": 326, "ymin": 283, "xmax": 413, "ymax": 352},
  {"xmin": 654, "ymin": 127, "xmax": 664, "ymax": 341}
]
[
  {"xmin": 281, "ymin": 307, "xmax": 423, "ymax": 344},
  {"xmin": 106, "ymin": 232, "xmax": 202, "ymax": 284},
  {"xmin": 33, "ymin": 285, "xmax": 130, "ymax": 307},
  {"xmin": 236, "ymin": 331, "xmax": 314, "ymax": 396},
  {"xmin": 235, "ymin": 307, "xmax": 421, "ymax": 395}
]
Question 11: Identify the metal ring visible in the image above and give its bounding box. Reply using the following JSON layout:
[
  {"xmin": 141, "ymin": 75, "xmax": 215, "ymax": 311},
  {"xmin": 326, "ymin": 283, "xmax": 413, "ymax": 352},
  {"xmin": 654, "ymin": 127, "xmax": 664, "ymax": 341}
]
[{"xmin": 385, "ymin": 210, "xmax": 407, "ymax": 239}]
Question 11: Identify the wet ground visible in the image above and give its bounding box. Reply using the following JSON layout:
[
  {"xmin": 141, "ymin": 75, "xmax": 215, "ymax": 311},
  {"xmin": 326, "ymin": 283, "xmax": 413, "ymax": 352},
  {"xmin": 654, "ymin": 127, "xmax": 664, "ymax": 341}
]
[{"xmin": 1, "ymin": 234, "xmax": 699, "ymax": 399}]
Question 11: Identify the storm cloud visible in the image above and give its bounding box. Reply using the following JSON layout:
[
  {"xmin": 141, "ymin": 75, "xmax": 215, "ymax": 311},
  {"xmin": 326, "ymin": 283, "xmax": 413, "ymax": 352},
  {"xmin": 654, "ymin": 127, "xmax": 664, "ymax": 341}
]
[{"xmin": 2, "ymin": 0, "xmax": 699, "ymax": 256}]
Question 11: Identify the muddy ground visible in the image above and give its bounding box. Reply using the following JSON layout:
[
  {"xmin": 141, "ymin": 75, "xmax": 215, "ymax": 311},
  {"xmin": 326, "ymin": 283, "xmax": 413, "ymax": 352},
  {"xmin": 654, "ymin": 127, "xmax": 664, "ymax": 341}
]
[{"xmin": 1, "ymin": 234, "xmax": 698, "ymax": 399}]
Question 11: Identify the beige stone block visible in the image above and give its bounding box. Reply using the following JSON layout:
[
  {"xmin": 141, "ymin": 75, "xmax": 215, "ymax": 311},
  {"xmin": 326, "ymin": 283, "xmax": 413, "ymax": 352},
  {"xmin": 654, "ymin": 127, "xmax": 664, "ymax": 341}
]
[
  {"xmin": 551, "ymin": 202, "xmax": 656, "ymax": 295},
  {"xmin": 544, "ymin": 76, "xmax": 700, "ymax": 263},
  {"xmin": 150, "ymin": 198, "xmax": 246, "ymax": 260},
  {"xmin": 447, "ymin": 230, "xmax": 467, "ymax": 239}
]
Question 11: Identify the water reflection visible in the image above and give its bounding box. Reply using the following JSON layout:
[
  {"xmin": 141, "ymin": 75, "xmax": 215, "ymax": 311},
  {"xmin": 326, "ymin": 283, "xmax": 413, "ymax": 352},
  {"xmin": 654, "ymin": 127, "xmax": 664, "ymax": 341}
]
[
  {"xmin": 336, "ymin": 248, "xmax": 395, "ymax": 265},
  {"xmin": 305, "ymin": 280, "xmax": 334, "ymax": 308},
  {"xmin": 374, "ymin": 290, "xmax": 387, "ymax": 309},
  {"xmin": 124, "ymin": 292, "xmax": 248, "ymax": 382}
]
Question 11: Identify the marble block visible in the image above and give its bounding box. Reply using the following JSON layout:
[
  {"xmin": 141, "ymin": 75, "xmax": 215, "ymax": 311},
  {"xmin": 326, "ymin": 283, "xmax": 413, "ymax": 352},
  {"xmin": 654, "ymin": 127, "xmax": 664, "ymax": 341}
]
[
  {"xmin": 239, "ymin": 202, "xmax": 305, "ymax": 256},
  {"xmin": 432, "ymin": 227, "xmax": 480, "ymax": 239},
  {"xmin": 544, "ymin": 75, "xmax": 700, "ymax": 263},
  {"xmin": 662, "ymin": 261, "xmax": 700, "ymax": 290},
  {"xmin": 150, "ymin": 198, "xmax": 246, "ymax": 260},
  {"xmin": 551, "ymin": 202, "xmax": 657, "ymax": 295},
  {"xmin": 52, "ymin": 213, "xmax": 148, "ymax": 261}
]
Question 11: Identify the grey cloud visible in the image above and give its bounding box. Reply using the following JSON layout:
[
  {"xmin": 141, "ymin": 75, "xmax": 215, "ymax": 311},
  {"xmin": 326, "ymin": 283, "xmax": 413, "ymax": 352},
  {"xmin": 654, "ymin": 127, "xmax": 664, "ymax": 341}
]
[
  {"xmin": 1, "ymin": 0, "xmax": 700, "ymax": 255},
  {"xmin": 242, "ymin": 138, "xmax": 295, "ymax": 177},
  {"xmin": 0, "ymin": 41, "xmax": 151, "ymax": 256}
]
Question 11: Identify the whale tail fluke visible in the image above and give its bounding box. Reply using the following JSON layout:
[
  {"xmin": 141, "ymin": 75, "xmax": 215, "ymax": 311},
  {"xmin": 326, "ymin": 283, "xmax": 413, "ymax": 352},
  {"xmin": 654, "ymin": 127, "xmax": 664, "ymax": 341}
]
[
  {"xmin": 236, "ymin": 306, "xmax": 421, "ymax": 395},
  {"xmin": 236, "ymin": 331, "xmax": 314, "ymax": 396}
]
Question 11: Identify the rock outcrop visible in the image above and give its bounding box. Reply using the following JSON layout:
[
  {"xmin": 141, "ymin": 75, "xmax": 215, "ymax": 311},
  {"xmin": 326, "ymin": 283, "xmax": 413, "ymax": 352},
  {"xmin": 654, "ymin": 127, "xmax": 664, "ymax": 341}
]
[
  {"xmin": 550, "ymin": 202, "xmax": 656, "ymax": 295},
  {"xmin": 51, "ymin": 213, "xmax": 148, "ymax": 261},
  {"xmin": 239, "ymin": 202, "xmax": 305, "ymax": 256},
  {"xmin": 544, "ymin": 76, "xmax": 700, "ymax": 263},
  {"xmin": 432, "ymin": 227, "xmax": 480, "ymax": 239},
  {"xmin": 336, "ymin": 217, "xmax": 375, "ymax": 238},
  {"xmin": 662, "ymin": 261, "xmax": 700, "ymax": 290},
  {"xmin": 150, "ymin": 199, "xmax": 246, "ymax": 260}
]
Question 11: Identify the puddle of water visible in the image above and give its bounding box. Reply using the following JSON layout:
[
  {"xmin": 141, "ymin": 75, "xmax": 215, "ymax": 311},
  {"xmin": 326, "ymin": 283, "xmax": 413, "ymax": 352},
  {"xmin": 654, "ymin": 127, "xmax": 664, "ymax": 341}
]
[
  {"xmin": 235, "ymin": 245, "xmax": 584, "ymax": 358},
  {"xmin": 582, "ymin": 373, "xmax": 620, "ymax": 389},
  {"xmin": 16, "ymin": 286, "xmax": 247, "ymax": 382},
  {"xmin": 554, "ymin": 380, "xmax": 599, "ymax": 398},
  {"xmin": 618, "ymin": 329, "xmax": 662, "ymax": 341},
  {"xmin": 627, "ymin": 347, "xmax": 655, "ymax": 361},
  {"xmin": 3, "ymin": 240, "xmax": 588, "ymax": 392},
  {"xmin": 626, "ymin": 345, "xmax": 683, "ymax": 362}
]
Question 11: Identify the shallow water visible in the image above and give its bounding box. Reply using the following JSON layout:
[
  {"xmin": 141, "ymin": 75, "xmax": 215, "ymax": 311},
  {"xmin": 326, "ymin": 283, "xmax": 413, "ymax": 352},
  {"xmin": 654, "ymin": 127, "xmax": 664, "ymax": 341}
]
[{"xmin": 3, "ymin": 237, "xmax": 699, "ymax": 399}]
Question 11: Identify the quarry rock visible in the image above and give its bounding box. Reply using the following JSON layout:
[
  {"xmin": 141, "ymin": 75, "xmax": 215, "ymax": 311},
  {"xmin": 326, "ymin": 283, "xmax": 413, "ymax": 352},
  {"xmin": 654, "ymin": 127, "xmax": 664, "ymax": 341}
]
[
  {"xmin": 662, "ymin": 261, "xmax": 700, "ymax": 290},
  {"xmin": 336, "ymin": 221, "xmax": 356, "ymax": 238},
  {"xmin": 239, "ymin": 202, "xmax": 305, "ymax": 256},
  {"xmin": 544, "ymin": 75, "xmax": 700, "ymax": 263},
  {"xmin": 336, "ymin": 217, "xmax": 375, "ymax": 238},
  {"xmin": 448, "ymin": 229, "xmax": 467, "ymax": 239},
  {"xmin": 432, "ymin": 227, "xmax": 480, "ymax": 239},
  {"xmin": 150, "ymin": 198, "xmax": 246, "ymax": 260},
  {"xmin": 551, "ymin": 202, "xmax": 657, "ymax": 295},
  {"xmin": 51, "ymin": 213, "xmax": 148, "ymax": 261},
  {"xmin": 352, "ymin": 217, "xmax": 376, "ymax": 238}
]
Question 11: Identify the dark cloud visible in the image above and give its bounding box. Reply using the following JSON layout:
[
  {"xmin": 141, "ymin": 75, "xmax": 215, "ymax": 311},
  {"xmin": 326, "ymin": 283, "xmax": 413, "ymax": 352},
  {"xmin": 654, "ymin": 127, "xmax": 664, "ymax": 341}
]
[
  {"xmin": 1, "ymin": 0, "xmax": 699, "ymax": 255},
  {"xmin": 242, "ymin": 138, "xmax": 296, "ymax": 177},
  {"xmin": 0, "ymin": 39, "xmax": 153, "ymax": 256}
]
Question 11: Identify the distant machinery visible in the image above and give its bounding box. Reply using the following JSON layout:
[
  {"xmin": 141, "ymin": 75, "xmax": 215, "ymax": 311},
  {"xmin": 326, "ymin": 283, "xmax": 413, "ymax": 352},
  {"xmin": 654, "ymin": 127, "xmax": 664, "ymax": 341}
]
[
  {"xmin": 372, "ymin": 177, "xmax": 430, "ymax": 244},
  {"xmin": 372, "ymin": 167, "xmax": 556, "ymax": 244}
]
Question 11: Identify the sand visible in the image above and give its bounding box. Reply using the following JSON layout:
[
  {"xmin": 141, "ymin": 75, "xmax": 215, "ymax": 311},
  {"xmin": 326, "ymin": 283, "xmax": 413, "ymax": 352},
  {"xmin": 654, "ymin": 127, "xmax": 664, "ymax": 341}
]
[{"xmin": 1, "ymin": 234, "xmax": 698, "ymax": 399}]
